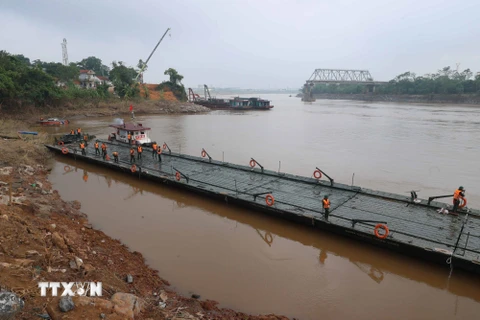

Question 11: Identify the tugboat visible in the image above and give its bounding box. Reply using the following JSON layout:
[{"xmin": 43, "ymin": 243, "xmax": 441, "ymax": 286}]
[
  {"xmin": 39, "ymin": 117, "xmax": 69, "ymax": 126},
  {"xmin": 188, "ymin": 85, "xmax": 274, "ymax": 110},
  {"xmin": 107, "ymin": 120, "xmax": 153, "ymax": 146}
]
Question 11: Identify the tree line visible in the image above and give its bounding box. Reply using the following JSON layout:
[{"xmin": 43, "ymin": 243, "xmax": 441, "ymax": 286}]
[
  {"xmin": 0, "ymin": 51, "xmax": 187, "ymax": 110},
  {"xmin": 310, "ymin": 67, "xmax": 480, "ymax": 95}
]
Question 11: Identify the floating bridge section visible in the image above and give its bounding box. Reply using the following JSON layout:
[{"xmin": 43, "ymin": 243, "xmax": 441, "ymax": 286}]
[{"xmin": 47, "ymin": 141, "xmax": 480, "ymax": 274}]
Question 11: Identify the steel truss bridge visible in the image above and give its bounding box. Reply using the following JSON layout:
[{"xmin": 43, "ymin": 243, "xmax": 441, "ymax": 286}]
[{"xmin": 302, "ymin": 68, "xmax": 388, "ymax": 101}]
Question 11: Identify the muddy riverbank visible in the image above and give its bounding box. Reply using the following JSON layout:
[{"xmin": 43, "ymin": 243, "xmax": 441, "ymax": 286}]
[
  {"xmin": 0, "ymin": 124, "xmax": 287, "ymax": 319},
  {"xmin": 1, "ymin": 100, "xmax": 210, "ymax": 123}
]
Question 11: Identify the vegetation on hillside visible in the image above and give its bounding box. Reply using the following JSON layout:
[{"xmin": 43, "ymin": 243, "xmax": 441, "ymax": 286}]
[
  {"xmin": 0, "ymin": 50, "xmax": 186, "ymax": 111},
  {"xmin": 310, "ymin": 67, "xmax": 480, "ymax": 95},
  {"xmin": 157, "ymin": 68, "xmax": 188, "ymax": 101}
]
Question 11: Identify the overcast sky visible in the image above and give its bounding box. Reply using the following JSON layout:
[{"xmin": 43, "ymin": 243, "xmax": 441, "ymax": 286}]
[{"xmin": 1, "ymin": 0, "xmax": 479, "ymax": 89}]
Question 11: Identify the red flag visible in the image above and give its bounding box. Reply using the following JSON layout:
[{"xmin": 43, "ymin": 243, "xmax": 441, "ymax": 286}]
[{"xmin": 129, "ymin": 105, "xmax": 133, "ymax": 112}]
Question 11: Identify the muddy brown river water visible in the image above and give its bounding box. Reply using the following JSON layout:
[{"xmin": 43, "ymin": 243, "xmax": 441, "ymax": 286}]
[{"xmin": 40, "ymin": 95, "xmax": 480, "ymax": 319}]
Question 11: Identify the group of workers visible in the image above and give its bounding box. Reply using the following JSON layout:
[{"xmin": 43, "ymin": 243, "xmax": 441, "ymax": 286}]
[
  {"xmin": 129, "ymin": 142, "xmax": 162, "ymax": 163},
  {"xmin": 70, "ymin": 128, "xmax": 83, "ymax": 136},
  {"xmin": 78, "ymin": 139, "xmax": 162, "ymax": 164}
]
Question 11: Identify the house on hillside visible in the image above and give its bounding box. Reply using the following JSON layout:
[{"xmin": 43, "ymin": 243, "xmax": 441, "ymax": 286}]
[
  {"xmin": 79, "ymin": 70, "xmax": 99, "ymax": 89},
  {"xmin": 78, "ymin": 70, "xmax": 114, "ymax": 89}
]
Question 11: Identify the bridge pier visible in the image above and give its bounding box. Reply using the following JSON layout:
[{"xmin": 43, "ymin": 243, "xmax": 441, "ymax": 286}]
[
  {"xmin": 301, "ymin": 83, "xmax": 315, "ymax": 102},
  {"xmin": 365, "ymin": 84, "xmax": 376, "ymax": 93}
]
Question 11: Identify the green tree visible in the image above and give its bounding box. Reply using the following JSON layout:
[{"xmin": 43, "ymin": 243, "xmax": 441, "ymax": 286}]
[
  {"xmin": 109, "ymin": 61, "xmax": 139, "ymax": 98},
  {"xmin": 41, "ymin": 62, "xmax": 79, "ymax": 82},
  {"xmin": 0, "ymin": 51, "xmax": 62, "ymax": 107},
  {"xmin": 157, "ymin": 68, "xmax": 187, "ymax": 101},
  {"xmin": 13, "ymin": 54, "xmax": 31, "ymax": 66},
  {"xmin": 164, "ymin": 68, "xmax": 184, "ymax": 84},
  {"xmin": 77, "ymin": 56, "xmax": 110, "ymax": 76}
]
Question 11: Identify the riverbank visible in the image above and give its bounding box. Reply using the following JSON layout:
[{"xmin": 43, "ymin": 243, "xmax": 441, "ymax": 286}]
[
  {"xmin": 1, "ymin": 100, "xmax": 210, "ymax": 123},
  {"xmin": 0, "ymin": 122, "xmax": 288, "ymax": 319},
  {"xmin": 304, "ymin": 93, "xmax": 480, "ymax": 105}
]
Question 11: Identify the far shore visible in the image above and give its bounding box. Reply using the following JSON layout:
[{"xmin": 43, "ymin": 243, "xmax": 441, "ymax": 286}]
[{"xmin": 298, "ymin": 93, "xmax": 480, "ymax": 106}]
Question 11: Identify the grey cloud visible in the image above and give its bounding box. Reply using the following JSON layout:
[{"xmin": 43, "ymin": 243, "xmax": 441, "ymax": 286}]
[{"xmin": 1, "ymin": 0, "xmax": 479, "ymax": 89}]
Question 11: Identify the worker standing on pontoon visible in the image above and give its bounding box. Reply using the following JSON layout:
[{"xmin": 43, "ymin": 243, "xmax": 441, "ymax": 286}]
[
  {"xmin": 452, "ymin": 186, "xmax": 466, "ymax": 213},
  {"xmin": 130, "ymin": 148, "xmax": 135, "ymax": 163},
  {"xmin": 323, "ymin": 195, "xmax": 330, "ymax": 221},
  {"xmin": 152, "ymin": 142, "xmax": 158, "ymax": 159},
  {"xmin": 94, "ymin": 141, "xmax": 100, "ymax": 156}
]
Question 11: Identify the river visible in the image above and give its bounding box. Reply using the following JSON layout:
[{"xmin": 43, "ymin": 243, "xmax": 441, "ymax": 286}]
[{"xmin": 39, "ymin": 95, "xmax": 480, "ymax": 319}]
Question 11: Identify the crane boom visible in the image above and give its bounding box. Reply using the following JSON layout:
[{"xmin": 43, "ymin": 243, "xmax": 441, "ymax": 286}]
[{"xmin": 135, "ymin": 27, "xmax": 171, "ymax": 81}]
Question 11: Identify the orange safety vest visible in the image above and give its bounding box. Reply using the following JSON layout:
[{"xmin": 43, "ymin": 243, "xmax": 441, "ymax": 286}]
[
  {"xmin": 152, "ymin": 143, "xmax": 157, "ymax": 150},
  {"xmin": 113, "ymin": 152, "xmax": 118, "ymax": 157},
  {"xmin": 322, "ymin": 199, "xmax": 330, "ymax": 209},
  {"xmin": 80, "ymin": 143, "xmax": 85, "ymax": 149},
  {"xmin": 101, "ymin": 144, "xmax": 106, "ymax": 150},
  {"xmin": 127, "ymin": 134, "xmax": 131, "ymax": 140},
  {"xmin": 78, "ymin": 128, "xmax": 82, "ymax": 133},
  {"xmin": 94, "ymin": 142, "xmax": 99, "ymax": 149},
  {"xmin": 453, "ymin": 189, "xmax": 463, "ymax": 200},
  {"xmin": 84, "ymin": 135, "xmax": 88, "ymax": 141},
  {"xmin": 130, "ymin": 149, "xmax": 135, "ymax": 155},
  {"xmin": 137, "ymin": 146, "xmax": 142, "ymax": 153}
]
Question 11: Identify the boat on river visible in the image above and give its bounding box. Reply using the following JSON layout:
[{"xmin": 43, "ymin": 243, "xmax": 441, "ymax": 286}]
[
  {"xmin": 107, "ymin": 121, "xmax": 153, "ymax": 147},
  {"xmin": 188, "ymin": 85, "xmax": 274, "ymax": 110},
  {"xmin": 39, "ymin": 117, "xmax": 69, "ymax": 126}
]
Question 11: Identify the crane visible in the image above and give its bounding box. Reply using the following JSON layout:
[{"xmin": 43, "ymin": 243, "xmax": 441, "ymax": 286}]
[{"xmin": 135, "ymin": 28, "xmax": 171, "ymax": 82}]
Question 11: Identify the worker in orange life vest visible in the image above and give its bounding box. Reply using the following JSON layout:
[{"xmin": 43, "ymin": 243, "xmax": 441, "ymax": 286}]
[
  {"xmin": 452, "ymin": 186, "xmax": 465, "ymax": 213},
  {"xmin": 112, "ymin": 151, "xmax": 119, "ymax": 163},
  {"xmin": 323, "ymin": 195, "xmax": 330, "ymax": 221},
  {"xmin": 94, "ymin": 141, "xmax": 100, "ymax": 156},
  {"xmin": 130, "ymin": 148, "xmax": 135, "ymax": 163},
  {"xmin": 137, "ymin": 145, "xmax": 143, "ymax": 160},
  {"xmin": 101, "ymin": 143, "xmax": 107, "ymax": 160},
  {"xmin": 79, "ymin": 142, "xmax": 86, "ymax": 155},
  {"xmin": 152, "ymin": 142, "xmax": 158, "ymax": 159}
]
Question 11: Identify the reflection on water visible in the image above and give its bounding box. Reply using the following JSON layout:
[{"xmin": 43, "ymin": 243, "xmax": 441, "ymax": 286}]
[{"xmin": 50, "ymin": 156, "xmax": 480, "ymax": 320}]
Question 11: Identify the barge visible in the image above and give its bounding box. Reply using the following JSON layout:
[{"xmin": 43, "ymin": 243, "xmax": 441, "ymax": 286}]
[
  {"xmin": 188, "ymin": 85, "xmax": 274, "ymax": 110},
  {"xmin": 46, "ymin": 139, "xmax": 480, "ymax": 275}
]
